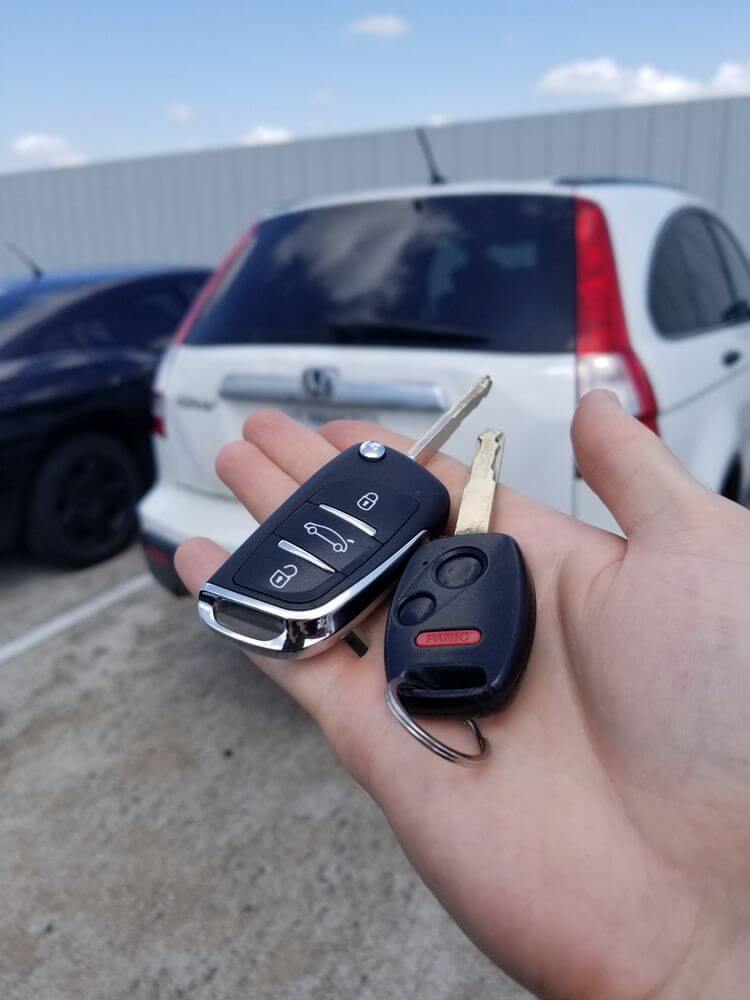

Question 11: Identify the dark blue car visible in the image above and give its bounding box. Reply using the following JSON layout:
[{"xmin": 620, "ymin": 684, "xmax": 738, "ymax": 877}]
[{"xmin": 0, "ymin": 266, "xmax": 209, "ymax": 567}]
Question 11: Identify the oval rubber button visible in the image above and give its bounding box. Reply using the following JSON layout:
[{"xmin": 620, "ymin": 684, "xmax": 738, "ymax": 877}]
[
  {"xmin": 435, "ymin": 552, "xmax": 483, "ymax": 588},
  {"xmin": 415, "ymin": 628, "xmax": 482, "ymax": 648},
  {"xmin": 398, "ymin": 593, "xmax": 436, "ymax": 626}
]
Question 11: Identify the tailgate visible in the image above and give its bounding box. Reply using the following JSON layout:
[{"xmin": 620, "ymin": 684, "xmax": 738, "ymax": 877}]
[{"xmin": 163, "ymin": 344, "xmax": 576, "ymax": 513}]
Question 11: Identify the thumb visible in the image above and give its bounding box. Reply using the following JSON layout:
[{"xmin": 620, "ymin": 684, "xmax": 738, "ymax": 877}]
[{"xmin": 571, "ymin": 390, "xmax": 707, "ymax": 538}]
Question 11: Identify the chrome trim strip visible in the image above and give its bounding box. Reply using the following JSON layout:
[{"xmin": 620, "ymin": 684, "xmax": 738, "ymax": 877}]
[
  {"xmin": 219, "ymin": 374, "xmax": 447, "ymax": 412},
  {"xmin": 277, "ymin": 538, "xmax": 334, "ymax": 572},
  {"xmin": 201, "ymin": 531, "xmax": 425, "ymax": 620},
  {"xmin": 220, "ymin": 374, "xmax": 307, "ymax": 403},
  {"xmin": 317, "ymin": 504, "xmax": 377, "ymax": 537}
]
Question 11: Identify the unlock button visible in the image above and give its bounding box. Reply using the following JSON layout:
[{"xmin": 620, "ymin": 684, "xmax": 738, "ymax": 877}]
[{"xmin": 233, "ymin": 537, "xmax": 342, "ymax": 603}]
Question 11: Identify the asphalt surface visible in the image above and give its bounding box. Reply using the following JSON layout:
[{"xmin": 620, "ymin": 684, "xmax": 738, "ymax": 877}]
[{"xmin": 0, "ymin": 545, "xmax": 529, "ymax": 1000}]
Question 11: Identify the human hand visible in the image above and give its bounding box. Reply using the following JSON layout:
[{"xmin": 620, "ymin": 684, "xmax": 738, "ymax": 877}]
[{"xmin": 176, "ymin": 390, "xmax": 750, "ymax": 1000}]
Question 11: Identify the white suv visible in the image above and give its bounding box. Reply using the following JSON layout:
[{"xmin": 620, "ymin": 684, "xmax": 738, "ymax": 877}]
[{"xmin": 138, "ymin": 179, "xmax": 750, "ymax": 592}]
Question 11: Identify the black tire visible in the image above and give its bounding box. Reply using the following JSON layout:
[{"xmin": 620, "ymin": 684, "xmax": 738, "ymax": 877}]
[{"xmin": 25, "ymin": 433, "xmax": 140, "ymax": 568}]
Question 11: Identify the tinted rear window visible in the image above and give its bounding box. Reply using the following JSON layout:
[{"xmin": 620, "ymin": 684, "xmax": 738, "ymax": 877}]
[{"xmin": 187, "ymin": 195, "xmax": 575, "ymax": 353}]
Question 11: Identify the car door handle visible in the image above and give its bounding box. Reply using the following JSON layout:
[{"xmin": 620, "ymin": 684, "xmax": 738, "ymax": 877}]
[
  {"xmin": 722, "ymin": 349, "xmax": 742, "ymax": 367},
  {"xmin": 219, "ymin": 373, "xmax": 449, "ymax": 412}
]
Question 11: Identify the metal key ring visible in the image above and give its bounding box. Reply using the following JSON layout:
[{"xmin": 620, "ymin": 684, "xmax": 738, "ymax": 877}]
[{"xmin": 385, "ymin": 679, "xmax": 489, "ymax": 765}]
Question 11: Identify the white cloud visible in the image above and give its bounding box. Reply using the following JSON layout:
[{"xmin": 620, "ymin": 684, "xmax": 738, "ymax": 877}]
[
  {"xmin": 538, "ymin": 57, "xmax": 704, "ymax": 103},
  {"xmin": 427, "ymin": 114, "xmax": 450, "ymax": 127},
  {"xmin": 538, "ymin": 56, "xmax": 750, "ymax": 105},
  {"xmin": 240, "ymin": 125, "xmax": 292, "ymax": 146},
  {"xmin": 711, "ymin": 61, "xmax": 750, "ymax": 93},
  {"xmin": 167, "ymin": 102, "xmax": 193, "ymax": 123},
  {"xmin": 347, "ymin": 14, "xmax": 408, "ymax": 39},
  {"xmin": 11, "ymin": 132, "xmax": 87, "ymax": 168}
]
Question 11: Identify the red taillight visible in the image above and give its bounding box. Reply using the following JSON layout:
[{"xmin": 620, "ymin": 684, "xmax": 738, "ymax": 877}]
[
  {"xmin": 152, "ymin": 389, "xmax": 165, "ymax": 437},
  {"xmin": 154, "ymin": 225, "xmax": 257, "ymax": 438},
  {"xmin": 172, "ymin": 225, "xmax": 257, "ymax": 345},
  {"xmin": 143, "ymin": 541, "xmax": 171, "ymax": 566},
  {"xmin": 574, "ymin": 198, "xmax": 659, "ymax": 434}
]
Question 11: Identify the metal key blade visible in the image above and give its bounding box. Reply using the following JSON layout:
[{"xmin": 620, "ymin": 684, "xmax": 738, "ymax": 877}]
[
  {"xmin": 408, "ymin": 375, "xmax": 492, "ymax": 464},
  {"xmin": 454, "ymin": 429, "xmax": 505, "ymax": 536}
]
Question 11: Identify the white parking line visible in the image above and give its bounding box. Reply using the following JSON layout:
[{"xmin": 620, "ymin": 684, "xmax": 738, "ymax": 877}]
[{"xmin": 0, "ymin": 572, "xmax": 153, "ymax": 667}]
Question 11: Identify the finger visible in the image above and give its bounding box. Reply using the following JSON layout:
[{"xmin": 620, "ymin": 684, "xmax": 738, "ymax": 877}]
[
  {"xmin": 243, "ymin": 408, "xmax": 339, "ymax": 483},
  {"xmin": 175, "ymin": 536, "xmax": 228, "ymax": 594},
  {"xmin": 572, "ymin": 390, "xmax": 706, "ymax": 538},
  {"xmin": 215, "ymin": 439, "xmax": 298, "ymax": 522}
]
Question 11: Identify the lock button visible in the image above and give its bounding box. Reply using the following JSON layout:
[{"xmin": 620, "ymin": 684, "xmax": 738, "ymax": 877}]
[
  {"xmin": 310, "ymin": 478, "xmax": 418, "ymax": 541},
  {"xmin": 357, "ymin": 491, "xmax": 379, "ymax": 512},
  {"xmin": 233, "ymin": 537, "xmax": 342, "ymax": 603}
]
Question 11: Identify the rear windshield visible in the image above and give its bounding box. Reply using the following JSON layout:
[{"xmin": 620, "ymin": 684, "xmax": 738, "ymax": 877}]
[{"xmin": 187, "ymin": 194, "xmax": 575, "ymax": 353}]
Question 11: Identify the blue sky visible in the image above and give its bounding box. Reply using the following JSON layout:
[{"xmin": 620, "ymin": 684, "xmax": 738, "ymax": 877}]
[{"xmin": 3, "ymin": 0, "xmax": 750, "ymax": 173}]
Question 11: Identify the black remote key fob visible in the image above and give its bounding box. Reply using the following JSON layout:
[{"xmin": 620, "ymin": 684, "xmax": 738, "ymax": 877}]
[
  {"xmin": 198, "ymin": 441, "xmax": 450, "ymax": 659},
  {"xmin": 385, "ymin": 533, "xmax": 536, "ymax": 718}
]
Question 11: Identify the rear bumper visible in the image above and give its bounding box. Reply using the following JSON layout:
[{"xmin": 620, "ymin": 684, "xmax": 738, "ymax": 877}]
[
  {"xmin": 0, "ymin": 437, "xmax": 40, "ymax": 550},
  {"xmin": 138, "ymin": 479, "xmax": 258, "ymax": 557},
  {"xmin": 141, "ymin": 532, "xmax": 188, "ymax": 595}
]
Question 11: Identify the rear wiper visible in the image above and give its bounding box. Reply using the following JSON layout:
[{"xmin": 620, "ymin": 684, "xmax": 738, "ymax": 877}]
[{"xmin": 327, "ymin": 319, "xmax": 489, "ymax": 348}]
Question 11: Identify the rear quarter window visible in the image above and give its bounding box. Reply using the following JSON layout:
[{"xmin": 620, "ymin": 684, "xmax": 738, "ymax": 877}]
[
  {"xmin": 186, "ymin": 194, "xmax": 576, "ymax": 353},
  {"xmin": 1, "ymin": 279, "xmax": 192, "ymax": 357},
  {"xmin": 706, "ymin": 216, "xmax": 750, "ymax": 313},
  {"xmin": 649, "ymin": 210, "xmax": 736, "ymax": 337}
]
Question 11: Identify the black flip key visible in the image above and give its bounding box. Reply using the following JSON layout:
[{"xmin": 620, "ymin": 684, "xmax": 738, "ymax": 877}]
[
  {"xmin": 385, "ymin": 431, "xmax": 536, "ymax": 718},
  {"xmin": 199, "ymin": 441, "xmax": 449, "ymax": 658},
  {"xmin": 198, "ymin": 378, "xmax": 492, "ymax": 659}
]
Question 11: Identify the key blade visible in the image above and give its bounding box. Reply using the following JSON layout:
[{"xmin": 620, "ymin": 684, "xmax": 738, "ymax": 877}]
[
  {"xmin": 407, "ymin": 375, "xmax": 492, "ymax": 464},
  {"xmin": 454, "ymin": 429, "xmax": 505, "ymax": 536}
]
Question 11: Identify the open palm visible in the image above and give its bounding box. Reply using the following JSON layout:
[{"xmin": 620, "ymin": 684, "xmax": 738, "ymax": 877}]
[{"xmin": 176, "ymin": 390, "xmax": 750, "ymax": 1000}]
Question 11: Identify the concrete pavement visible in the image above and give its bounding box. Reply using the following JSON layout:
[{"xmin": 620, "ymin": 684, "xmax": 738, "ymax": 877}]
[{"xmin": 0, "ymin": 546, "xmax": 529, "ymax": 1000}]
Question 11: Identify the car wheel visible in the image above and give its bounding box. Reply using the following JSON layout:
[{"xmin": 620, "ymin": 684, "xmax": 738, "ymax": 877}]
[{"xmin": 26, "ymin": 433, "xmax": 140, "ymax": 568}]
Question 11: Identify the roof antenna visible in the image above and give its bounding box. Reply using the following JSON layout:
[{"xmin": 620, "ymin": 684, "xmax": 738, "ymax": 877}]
[
  {"xmin": 415, "ymin": 127, "xmax": 445, "ymax": 185},
  {"xmin": 5, "ymin": 242, "xmax": 43, "ymax": 280}
]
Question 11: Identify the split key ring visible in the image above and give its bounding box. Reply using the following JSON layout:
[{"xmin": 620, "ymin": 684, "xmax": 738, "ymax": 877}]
[{"xmin": 385, "ymin": 679, "xmax": 489, "ymax": 766}]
